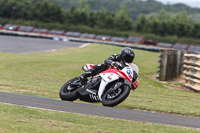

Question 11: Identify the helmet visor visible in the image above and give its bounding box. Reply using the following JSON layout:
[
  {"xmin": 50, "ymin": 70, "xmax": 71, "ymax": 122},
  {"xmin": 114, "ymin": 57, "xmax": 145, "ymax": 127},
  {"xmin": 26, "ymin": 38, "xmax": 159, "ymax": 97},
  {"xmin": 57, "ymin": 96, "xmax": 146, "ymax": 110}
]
[{"xmin": 123, "ymin": 54, "xmax": 134, "ymax": 63}]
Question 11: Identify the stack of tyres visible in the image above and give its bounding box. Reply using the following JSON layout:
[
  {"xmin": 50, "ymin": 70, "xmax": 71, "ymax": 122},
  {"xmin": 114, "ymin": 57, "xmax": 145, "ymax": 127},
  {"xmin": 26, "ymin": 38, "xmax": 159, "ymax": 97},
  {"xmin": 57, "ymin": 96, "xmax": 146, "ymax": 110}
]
[{"xmin": 184, "ymin": 53, "xmax": 200, "ymax": 92}]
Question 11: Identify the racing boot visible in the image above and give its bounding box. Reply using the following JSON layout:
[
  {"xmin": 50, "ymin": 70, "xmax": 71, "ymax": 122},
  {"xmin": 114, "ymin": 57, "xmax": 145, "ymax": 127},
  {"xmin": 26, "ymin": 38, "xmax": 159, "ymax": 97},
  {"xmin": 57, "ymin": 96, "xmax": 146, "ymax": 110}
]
[{"xmin": 78, "ymin": 71, "xmax": 93, "ymax": 85}]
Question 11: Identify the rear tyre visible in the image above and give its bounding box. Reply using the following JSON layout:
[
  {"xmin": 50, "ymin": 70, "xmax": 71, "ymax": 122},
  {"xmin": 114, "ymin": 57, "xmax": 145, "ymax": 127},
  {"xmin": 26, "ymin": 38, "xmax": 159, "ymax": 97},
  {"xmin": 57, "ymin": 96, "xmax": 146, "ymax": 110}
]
[
  {"xmin": 102, "ymin": 84, "xmax": 130, "ymax": 107},
  {"xmin": 59, "ymin": 77, "xmax": 80, "ymax": 101}
]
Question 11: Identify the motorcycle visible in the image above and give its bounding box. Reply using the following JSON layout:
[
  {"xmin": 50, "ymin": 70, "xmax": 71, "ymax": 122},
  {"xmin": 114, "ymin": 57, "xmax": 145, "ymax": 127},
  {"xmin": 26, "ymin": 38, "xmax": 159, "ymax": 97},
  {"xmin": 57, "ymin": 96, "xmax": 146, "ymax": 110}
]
[{"xmin": 59, "ymin": 63, "xmax": 139, "ymax": 107}]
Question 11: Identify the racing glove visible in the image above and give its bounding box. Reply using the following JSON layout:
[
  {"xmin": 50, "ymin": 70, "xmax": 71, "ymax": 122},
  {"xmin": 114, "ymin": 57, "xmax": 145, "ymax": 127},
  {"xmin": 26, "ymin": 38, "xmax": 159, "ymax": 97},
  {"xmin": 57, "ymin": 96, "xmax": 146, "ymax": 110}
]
[{"xmin": 111, "ymin": 62, "xmax": 123, "ymax": 69}]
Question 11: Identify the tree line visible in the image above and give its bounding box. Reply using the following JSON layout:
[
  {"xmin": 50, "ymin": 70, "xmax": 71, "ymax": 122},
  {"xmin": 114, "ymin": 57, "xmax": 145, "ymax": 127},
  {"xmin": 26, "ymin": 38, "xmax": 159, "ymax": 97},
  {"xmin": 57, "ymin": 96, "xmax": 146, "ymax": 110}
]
[
  {"xmin": 55, "ymin": 0, "xmax": 200, "ymax": 21},
  {"xmin": 136, "ymin": 10, "xmax": 200, "ymax": 38},
  {"xmin": 0, "ymin": 0, "xmax": 200, "ymax": 39}
]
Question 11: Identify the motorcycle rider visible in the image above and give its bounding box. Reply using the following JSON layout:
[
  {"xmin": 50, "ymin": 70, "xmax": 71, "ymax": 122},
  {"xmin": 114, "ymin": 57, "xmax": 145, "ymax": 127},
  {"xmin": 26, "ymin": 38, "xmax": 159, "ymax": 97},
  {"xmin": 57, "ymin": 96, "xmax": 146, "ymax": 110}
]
[{"xmin": 79, "ymin": 47, "xmax": 139, "ymax": 89}]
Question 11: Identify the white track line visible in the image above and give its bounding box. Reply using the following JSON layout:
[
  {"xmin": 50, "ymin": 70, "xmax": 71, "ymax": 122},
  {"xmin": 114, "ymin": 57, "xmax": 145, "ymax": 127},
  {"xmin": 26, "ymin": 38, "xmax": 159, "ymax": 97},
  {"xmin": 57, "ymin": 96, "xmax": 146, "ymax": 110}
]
[{"xmin": 79, "ymin": 43, "xmax": 91, "ymax": 48}]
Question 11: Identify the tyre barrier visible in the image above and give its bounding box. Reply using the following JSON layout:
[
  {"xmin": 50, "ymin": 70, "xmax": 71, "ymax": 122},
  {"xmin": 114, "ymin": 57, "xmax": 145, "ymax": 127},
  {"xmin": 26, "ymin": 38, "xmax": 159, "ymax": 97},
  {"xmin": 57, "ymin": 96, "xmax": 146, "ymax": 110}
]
[
  {"xmin": 0, "ymin": 29, "xmax": 161, "ymax": 52},
  {"xmin": 183, "ymin": 53, "xmax": 200, "ymax": 92},
  {"xmin": 157, "ymin": 49, "xmax": 185, "ymax": 81}
]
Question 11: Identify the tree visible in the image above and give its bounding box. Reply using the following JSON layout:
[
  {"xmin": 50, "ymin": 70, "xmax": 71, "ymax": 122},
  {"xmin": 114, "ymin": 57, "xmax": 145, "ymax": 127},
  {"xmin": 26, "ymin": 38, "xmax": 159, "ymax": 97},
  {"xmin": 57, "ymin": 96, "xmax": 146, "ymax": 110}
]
[
  {"xmin": 104, "ymin": 12, "xmax": 115, "ymax": 29},
  {"xmin": 114, "ymin": 4, "xmax": 133, "ymax": 30},
  {"xmin": 96, "ymin": 7, "xmax": 109, "ymax": 28},
  {"xmin": 88, "ymin": 12, "xmax": 97, "ymax": 27},
  {"xmin": 0, "ymin": 0, "xmax": 32, "ymax": 19},
  {"xmin": 77, "ymin": 0, "xmax": 90, "ymax": 25},
  {"xmin": 189, "ymin": 22, "xmax": 200, "ymax": 38},
  {"xmin": 31, "ymin": 0, "xmax": 63, "ymax": 23},
  {"xmin": 157, "ymin": 9, "xmax": 170, "ymax": 21},
  {"xmin": 172, "ymin": 11, "xmax": 191, "ymax": 36},
  {"xmin": 166, "ymin": 20, "xmax": 176, "ymax": 35},
  {"xmin": 158, "ymin": 21, "xmax": 168, "ymax": 36},
  {"xmin": 149, "ymin": 19, "xmax": 160, "ymax": 34},
  {"xmin": 135, "ymin": 14, "xmax": 147, "ymax": 32},
  {"xmin": 65, "ymin": 6, "xmax": 81, "ymax": 25}
]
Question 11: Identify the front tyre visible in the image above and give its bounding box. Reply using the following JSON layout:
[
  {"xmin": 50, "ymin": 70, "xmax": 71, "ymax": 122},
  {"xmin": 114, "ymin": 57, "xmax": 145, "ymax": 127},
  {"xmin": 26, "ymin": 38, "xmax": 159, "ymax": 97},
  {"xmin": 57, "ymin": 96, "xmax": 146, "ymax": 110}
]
[
  {"xmin": 102, "ymin": 84, "xmax": 130, "ymax": 107},
  {"xmin": 59, "ymin": 77, "xmax": 80, "ymax": 101}
]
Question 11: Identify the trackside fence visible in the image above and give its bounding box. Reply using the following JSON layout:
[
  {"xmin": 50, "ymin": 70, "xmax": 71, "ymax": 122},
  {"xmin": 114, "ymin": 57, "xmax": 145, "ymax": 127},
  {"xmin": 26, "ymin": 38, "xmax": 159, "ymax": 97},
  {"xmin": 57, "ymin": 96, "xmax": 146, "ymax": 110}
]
[{"xmin": 183, "ymin": 53, "xmax": 200, "ymax": 92}]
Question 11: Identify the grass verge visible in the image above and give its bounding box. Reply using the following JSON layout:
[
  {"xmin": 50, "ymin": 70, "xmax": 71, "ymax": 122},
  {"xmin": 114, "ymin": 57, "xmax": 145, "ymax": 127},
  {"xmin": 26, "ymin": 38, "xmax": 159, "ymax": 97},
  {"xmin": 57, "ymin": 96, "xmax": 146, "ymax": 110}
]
[{"xmin": 0, "ymin": 103, "xmax": 199, "ymax": 133}]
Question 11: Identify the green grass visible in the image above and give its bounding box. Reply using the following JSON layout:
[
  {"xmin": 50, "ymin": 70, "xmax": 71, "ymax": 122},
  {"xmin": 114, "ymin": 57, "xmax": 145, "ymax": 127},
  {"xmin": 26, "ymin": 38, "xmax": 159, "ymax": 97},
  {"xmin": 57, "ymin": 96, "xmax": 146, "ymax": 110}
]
[
  {"xmin": 0, "ymin": 44, "xmax": 200, "ymax": 117},
  {"xmin": 0, "ymin": 103, "xmax": 200, "ymax": 133}
]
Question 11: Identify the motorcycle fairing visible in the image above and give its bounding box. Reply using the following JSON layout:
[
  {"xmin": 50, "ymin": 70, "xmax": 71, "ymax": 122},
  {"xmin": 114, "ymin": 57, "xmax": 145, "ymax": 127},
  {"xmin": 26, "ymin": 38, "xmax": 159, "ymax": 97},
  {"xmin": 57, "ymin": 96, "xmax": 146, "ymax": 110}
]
[
  {"xmin": 97, "ymin": 65, "xmax": 134, "ymax": 100},
  {"xmin": 98, "ymin": 73, "xmax": 119, "ymax": 101},
  {"xmin": 100, "ymin": 66, "xmax": 134, "ymax": 83}
]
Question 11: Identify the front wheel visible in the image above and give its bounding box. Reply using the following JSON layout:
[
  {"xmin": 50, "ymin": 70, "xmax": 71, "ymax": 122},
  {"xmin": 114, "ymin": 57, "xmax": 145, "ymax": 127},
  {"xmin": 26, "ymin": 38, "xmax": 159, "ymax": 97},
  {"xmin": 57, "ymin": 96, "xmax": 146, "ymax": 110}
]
[
  {"xmin": 59, "ymin": 77, "xmax": 81, "ymax": 101},
  {"xmin": 102, "ymin": 84, "xmax": 130, "ymax": 107}
]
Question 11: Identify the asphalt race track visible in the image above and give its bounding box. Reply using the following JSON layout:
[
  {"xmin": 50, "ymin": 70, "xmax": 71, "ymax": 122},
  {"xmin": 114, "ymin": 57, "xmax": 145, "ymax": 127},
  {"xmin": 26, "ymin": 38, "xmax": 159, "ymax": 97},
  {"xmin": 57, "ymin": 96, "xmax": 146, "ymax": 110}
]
[
  {"xmin": 0, "ymin": 35, "xmax": 200, "ymax": 129},
  {"xmin": 0, "ymin": 91, "xmax": 200, "ymax": 129},
  {"xmin": 0, "ymin": 35, "xmax": 84, "ymax": 53}
]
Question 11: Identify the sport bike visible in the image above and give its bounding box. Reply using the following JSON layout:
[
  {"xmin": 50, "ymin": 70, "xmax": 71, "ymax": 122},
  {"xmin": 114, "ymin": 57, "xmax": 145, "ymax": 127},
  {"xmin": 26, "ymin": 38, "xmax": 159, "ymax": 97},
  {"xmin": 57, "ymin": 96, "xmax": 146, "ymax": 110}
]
[{"xmin": 59, "ymin": 63, "xmax": 139, "ymax": 107}]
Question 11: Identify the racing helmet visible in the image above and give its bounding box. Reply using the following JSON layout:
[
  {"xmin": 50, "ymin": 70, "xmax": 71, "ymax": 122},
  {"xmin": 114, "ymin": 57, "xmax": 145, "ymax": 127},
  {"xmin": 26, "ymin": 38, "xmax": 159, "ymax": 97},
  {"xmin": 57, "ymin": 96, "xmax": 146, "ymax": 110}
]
[{"xmin": 120, "ymin": 47, "xmax": 135, "ymax": 64}]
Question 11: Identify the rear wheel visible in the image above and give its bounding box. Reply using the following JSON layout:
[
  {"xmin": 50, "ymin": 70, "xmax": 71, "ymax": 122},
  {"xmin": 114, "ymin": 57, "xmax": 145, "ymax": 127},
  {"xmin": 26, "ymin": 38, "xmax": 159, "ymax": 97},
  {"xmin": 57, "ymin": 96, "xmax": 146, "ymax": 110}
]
[
  {"xmin": 102, "ymin": 83, "xmax": 130, "ymax": 107},
  {"xmin": 59, "ymin": 77, "xmax": 81, "ymax": 101}
]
